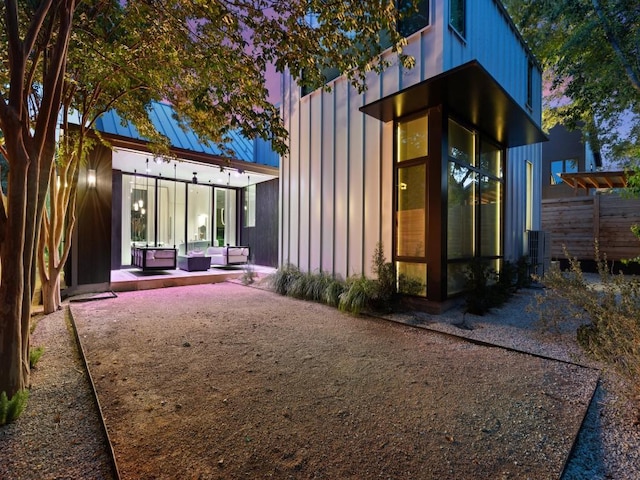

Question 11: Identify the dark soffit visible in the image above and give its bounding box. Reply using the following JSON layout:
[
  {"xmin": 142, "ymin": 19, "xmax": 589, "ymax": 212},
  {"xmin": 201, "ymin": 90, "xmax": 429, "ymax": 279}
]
[{"xmin": 360, "ymin": 60, "xmax": 548, "ymax": 148}]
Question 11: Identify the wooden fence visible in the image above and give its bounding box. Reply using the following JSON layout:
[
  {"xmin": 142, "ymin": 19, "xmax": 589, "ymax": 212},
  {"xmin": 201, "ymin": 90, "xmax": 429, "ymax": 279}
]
[{"xmin": 541, "ymin": 194, "xmax": 640, "ymax": 261}]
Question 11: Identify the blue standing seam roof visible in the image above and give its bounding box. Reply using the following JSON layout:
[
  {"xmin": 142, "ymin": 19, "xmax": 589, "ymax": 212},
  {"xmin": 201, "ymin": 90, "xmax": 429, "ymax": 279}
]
[{"xmin": 94, "ymin": 101, "xmax": 278, "ymax": 168}]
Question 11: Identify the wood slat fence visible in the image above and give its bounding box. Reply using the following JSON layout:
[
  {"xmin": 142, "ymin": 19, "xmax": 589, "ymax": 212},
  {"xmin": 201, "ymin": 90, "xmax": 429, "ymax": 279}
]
[{"xmin": 541, "ymin": 194, "xmax": 640, "ymax": 261}]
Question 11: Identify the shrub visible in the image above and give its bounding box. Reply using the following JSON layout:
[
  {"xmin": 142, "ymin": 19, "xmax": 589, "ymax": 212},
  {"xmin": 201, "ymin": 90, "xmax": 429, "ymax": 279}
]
[
  {"xmin": 339, "ymin": 275, "xmax": 378, "ymax": 315},
  {"xmin": 241, "ymin": 261, "xmax": 256, "ymax": 285},
  {"xmin": 324, "ymin": 277, "xmax": 346, "ymax": 307},
  {"xmin": 270, "ymin": 242, "xmax": 425, "ymax": 315},
  {"xmin": 29, "ymin": 346, "xmax": 45, "ymax": 369},
  {"xmin": 539, "ymin": 245, "xmax": 640, "ymax": 402},
  {"xmin": 463, "ymin": 259, "xmax": 523, "ymax": 315},
  {"xmin": 0, "ymin": 390, "xmax": 29, "ymax": 426},
  {"xmin": 269, "ymin": 264, "xmax": 302, "ymax": 295}
]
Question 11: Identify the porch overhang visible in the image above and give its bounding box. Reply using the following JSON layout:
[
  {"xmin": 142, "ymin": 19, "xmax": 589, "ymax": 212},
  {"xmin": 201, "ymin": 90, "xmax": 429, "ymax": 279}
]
[
  {"xmin": 560, "ymin": 171, "xmax": 629, "ymax": 191},
  {"xmin": 360, "ymin": 60, "xmax": 547, "ymax": 148}
]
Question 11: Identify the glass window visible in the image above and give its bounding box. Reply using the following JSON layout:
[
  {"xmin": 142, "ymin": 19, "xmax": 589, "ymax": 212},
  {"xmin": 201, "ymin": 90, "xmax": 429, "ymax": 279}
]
[
  {"xmin": 479, "ymin": 140, "xmax": 502, "ymax": 178},
  {"xmin": 479, "ymin": 176, "xmax": 501, "ymax": 257},
  {"xmin": 214, "ymin": 188, "xmax": 237, "ymax": 247},
  {"xmin": 186, "ymin": 184, "xmax": 212, "ymax": 253},
  {"xmin": 526, "ymin": 161, "xmax": 533, "ymax": 231},
  {"xmin": 449, "ymin": 0, "xmax": 465, "ymax": 37},
  {"xmin": 550, "ymin": 159, "xmax": 578, "ymax": 185},
  {"xmin": 244, "ymin": 184, "xmax": 256, "ymax": 227},
  {"xmin": 397, "ymin": 115, "xmax": 428, "ymax": 162},
  {"xmin": 157, "ymin": 179, "xmax": 185, "ymax": 250},
  {"xmin": 398, "ymin": 0, "xmax": 430, "ymax": 38},
  {"xmin": 526, "ymin": 60, "xmax": 534, "ymax": 108},
  {"xmin": 447, "ymin": 162, "xmax": 475, "ymax": 259},
  {"xmin": 448, "ymin": 119, "xmax": 474, "ymax": 166},
  {"xmin": 446, "ymin": 118, "xmax": 505, "ymax": 297},
  {"xmin": 397, "ymin": 261, "xmax": 427, "ymax": 297},
  {"xmin": 396, "ymin": 164, "xmax": 426, "ymax": 257}
]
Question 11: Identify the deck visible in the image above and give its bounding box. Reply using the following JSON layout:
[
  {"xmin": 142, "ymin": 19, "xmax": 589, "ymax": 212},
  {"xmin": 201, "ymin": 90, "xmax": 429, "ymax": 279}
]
[{"xmin": 110, "ymin": 265, "xmax": 275, "ymax": 292}]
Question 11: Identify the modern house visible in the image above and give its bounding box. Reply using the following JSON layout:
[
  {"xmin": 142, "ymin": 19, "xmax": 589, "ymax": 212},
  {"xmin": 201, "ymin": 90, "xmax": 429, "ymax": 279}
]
[
  {"xmin": 65, "ymin": 102, "xmax": 280, "ymax": 295},
  {"xmin": 542, "ymin": 123, "xmax": 602, "ymax": 199},
  {"xmin": 279, "ymin": 0, "xmax": 546, "ymax": 308}
]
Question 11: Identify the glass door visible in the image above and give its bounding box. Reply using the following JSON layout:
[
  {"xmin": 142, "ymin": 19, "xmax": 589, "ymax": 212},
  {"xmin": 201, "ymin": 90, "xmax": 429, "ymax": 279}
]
[{"xmin": 214, "ymin": 187, "xmax": 237, "ymax": 246}]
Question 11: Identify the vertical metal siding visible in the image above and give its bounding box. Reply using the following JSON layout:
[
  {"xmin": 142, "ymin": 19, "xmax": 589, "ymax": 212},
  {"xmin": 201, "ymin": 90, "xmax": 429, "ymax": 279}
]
[
  {"xmin": 348, "ymin": 85, "xmax": 365, "ymax": 275},
  {"xmin": 280, "ymin": 0, "xmax": 541, "ymax": 281},
  {"xmin": 298, "ymin": 96, "xmax": 311, "ymax": 271},
  {"xmin": 321, "ymin": 91, "xmax": 336, "ymax": 273},
  {"xmin": 333, "ymin": 83, "xmax": 349, "ymax": 276},
  {"xmin": 309, "ymin": 92, "xmax": 323, "ymax": 272}
]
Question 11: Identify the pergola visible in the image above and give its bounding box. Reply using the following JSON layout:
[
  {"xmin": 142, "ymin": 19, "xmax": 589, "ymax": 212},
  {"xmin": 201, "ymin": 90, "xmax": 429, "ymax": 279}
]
[{"xmin": 560, "ymin": 171, "xmax": 629, "ymax": 193}]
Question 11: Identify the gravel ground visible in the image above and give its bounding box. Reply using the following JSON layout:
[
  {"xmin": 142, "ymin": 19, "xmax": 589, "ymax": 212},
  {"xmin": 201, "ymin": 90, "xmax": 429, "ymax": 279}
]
[
  {"xmin": 387, "ymin": 284, "xmax": 640, "ymax": 480},
  {"xmin": 0, "ymin": 308, "xmax": 116, "ymax": 480},
  {"xmin": 0, "ymin": 279, "xmax": 638, "ymax": 479}
]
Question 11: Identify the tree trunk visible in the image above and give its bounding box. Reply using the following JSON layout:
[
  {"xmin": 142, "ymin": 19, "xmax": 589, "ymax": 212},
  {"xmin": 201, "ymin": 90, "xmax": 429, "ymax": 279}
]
[
  {"xmin": 0, "ymin": 151, "xmax": 29, "ymax": 398},
  {"xmin": 41, "ymin": 274, "xmax": 61, "ymax": 313}
]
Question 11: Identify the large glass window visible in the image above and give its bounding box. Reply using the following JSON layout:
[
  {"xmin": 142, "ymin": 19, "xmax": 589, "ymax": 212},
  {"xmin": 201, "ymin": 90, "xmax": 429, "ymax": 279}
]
[
  {"xmin": 215, "ymin": 188, "xmax": 237, "ymax": 247},
  {"xmin": 244, "ymin": 184, "xmax": 256, "ymax": 227},
  {"xmin": 447, "ymin": 119, "xmax": 504, "ymax": 296},
  {"xmin": 122, "ymin": 173, "xmax": 156, "ymax": 264},
  {"xmin": 447, "ymin": 162, "xmax": 475, "ymax": 259},
  {"xmin": 479, "ymin": 176, "xmax": 501, "ymax": 257},
  {"xmin": 397, "ymin": 115, "xmax": 428, "ymax": 162},
  {"xmin": 397, "ymin": 164, "xmax": 426, "ymax": 257},
  {"xmin": 449, "ymin": 0, "xmax": 465, "ymax": 37},
  {"xmin": 395, "ymin": 113, "xmax": 428, "ymax": 297},
  {"xmin": 186, "ymin": 183, "xmax": 212, "ymax": 253}
]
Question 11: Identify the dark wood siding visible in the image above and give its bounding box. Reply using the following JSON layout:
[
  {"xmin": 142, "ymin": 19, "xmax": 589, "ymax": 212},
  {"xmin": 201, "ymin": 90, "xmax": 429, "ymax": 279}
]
[
  {"xmin": 241, "ymin": 178, "xmax": 279, "ymax": 267},
  {"xmin": 76, "ymin": 144, "xmax": 112, "ymax": 285},
  {"xmin": 111, "ymin": 170, "xmax": 122, "ymax": 269}
]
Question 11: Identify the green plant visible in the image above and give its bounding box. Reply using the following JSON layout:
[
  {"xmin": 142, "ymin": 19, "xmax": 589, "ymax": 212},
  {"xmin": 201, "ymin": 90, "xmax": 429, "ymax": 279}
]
[
  {"xmin": 539, "ymin": 245, "xmax": 640, "ymax": 402},
  {"xmin": 372, "ymin": 242, "xmax": 396, "ymax": 305},
  {"xmin": 463, "ymin": 259, "xmax": 513, "ymax": 315},
  {"xmin": 0, "ymin": 390, "xmax": 29, "ymax": 426},
  {"xmin": 324, "ymin": 277, "xmax": 346, "ymax": 307},
  {"xmin": 269, "ymin": 264, "xmax": 302, "ymax": 296},
  {"xmin": 339, "ymin": 276, "xmax": 377, "ymax": 315},
  {"xmin": 241, "ymin": 261, "xmax": 257, "ymax": 285},
  {"xmin": 29, "ymin": 346, "xmax": 45, "ymax": 369},
  {"xmin": 516, "ymin": 256, "xmax": 532, "ymax": 289}
]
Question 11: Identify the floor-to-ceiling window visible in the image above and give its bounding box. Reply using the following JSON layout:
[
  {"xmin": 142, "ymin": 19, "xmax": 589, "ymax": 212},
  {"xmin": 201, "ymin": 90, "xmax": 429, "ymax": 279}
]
[
  {"xmin": 395, "ymin": 113, "xmax": 428, "ymax": 296},
  {"xmin": 447, "ymin": 118, "xmax": 504, "ymax": 295},
  {"xmin": 120, "ymin": 172, "xmax": 239, "ymax": 265},
  {"xmin": 186, "ymin": 183, "xmax": 212, "ymax": 253}
]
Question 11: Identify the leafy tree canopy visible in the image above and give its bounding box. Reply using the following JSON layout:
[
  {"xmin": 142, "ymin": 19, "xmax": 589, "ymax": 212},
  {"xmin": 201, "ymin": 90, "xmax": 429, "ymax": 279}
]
[
  {"xmin": 503, "ymin": 0, "xmax": 640, "ymax": 165},
  {"xmin": 1, "ymin": 0, "xmax": 415, "ymax": 157}
]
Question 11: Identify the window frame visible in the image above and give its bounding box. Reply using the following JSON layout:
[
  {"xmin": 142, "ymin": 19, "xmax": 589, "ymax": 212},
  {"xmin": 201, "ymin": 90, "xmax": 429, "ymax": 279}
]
[{"xmin": 449, "ymin": 0, "xmax": 465, "ymax": 38}]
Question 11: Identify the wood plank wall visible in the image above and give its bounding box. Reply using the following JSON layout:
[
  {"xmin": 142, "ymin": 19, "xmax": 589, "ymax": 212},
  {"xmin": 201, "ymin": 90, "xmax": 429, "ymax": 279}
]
[{"xmin": 541, "ymin": 195, "xmax": 640, "ymax": 260}]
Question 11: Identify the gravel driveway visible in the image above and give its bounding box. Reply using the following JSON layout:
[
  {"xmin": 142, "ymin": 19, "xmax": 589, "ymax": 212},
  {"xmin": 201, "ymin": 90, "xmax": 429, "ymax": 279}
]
[{"xmin": 66, "ymin": 282, "xmax": 599, "ymax": 480}]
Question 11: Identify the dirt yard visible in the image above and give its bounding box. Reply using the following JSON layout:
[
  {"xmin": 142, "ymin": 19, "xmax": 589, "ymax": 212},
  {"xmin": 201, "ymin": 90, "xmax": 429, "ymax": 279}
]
[{"xmin": 70, "ymin": 282, "xmax": 598, "ymax": 480}]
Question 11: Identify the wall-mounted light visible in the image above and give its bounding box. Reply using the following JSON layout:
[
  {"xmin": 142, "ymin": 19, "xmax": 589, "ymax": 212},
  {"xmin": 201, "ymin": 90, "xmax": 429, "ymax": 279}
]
[{"xmin": 87, "ymin": 169, "xmax": 97, "ymax": 188}]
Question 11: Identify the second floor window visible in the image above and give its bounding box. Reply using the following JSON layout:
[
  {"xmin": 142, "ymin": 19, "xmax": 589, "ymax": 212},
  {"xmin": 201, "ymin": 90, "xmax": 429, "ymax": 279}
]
[
  {"xmin": 449, "ymin": 0, "xmax": 465, "ymax": 38},
  {"xmin": 398, "ymin": 0, "xmax": 430, "ymax": 38},
  {"xmin": 550, "ymin": 159, "xmax": 578, "ymax": 185}
]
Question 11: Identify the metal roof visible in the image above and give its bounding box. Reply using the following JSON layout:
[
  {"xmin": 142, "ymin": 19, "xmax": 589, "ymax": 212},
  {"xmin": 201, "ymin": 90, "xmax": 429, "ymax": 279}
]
[{"xmin": 95, "ymin": 101, "xmax": 278, "ymax": 168}]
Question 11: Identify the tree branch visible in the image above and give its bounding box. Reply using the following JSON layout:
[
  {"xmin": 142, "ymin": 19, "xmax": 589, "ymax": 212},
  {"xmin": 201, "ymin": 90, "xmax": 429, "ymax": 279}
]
[{"xmin": 591, "ymin": 0, "xmax": 640, "ymax": 92}]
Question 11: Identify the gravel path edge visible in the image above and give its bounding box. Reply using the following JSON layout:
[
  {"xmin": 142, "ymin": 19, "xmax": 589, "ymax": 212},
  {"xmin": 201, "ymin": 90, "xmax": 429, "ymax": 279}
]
[{"xmin": 67, "ymin": 304, "xmax": 121, "ymax": 480}]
